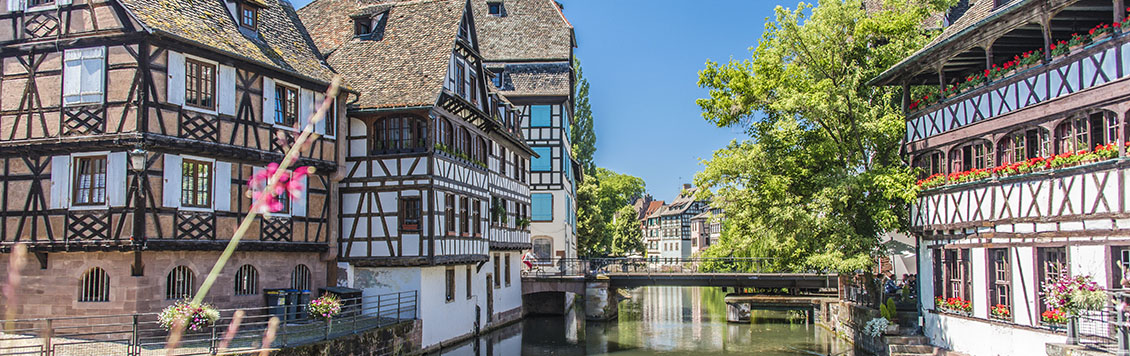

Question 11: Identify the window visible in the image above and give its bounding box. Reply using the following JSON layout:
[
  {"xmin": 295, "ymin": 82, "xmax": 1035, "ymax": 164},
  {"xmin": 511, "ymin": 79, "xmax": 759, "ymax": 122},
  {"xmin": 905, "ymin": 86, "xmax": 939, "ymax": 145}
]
[
  {"xmin": 460, "ymin": 128, "xmax": 472, "ymax": 156},
  {"xmin": 73, "ymin": 155, "xmax": 107, "ymax": 206},
  {"xmin": 468, "ymin": 69, "xmax": 479, "ymax": 105},
  {"xmin": 62, "ymin": 47, "xmax": 105, "ymax": 106},
  {"xmin": 275, "ymin": 190, "xmax": 290, "ymax": 215},
  {"xmin": 999, "ymin": 128, "xmax": 1048, "ymax": 164},
  {"xmin": 531, "ymin": 147, "xmax": 551, "ymax": 172},
  {"xmin": 951, "ymin": 141, "xmax": 992, "ymax": 172},
  {"xmin": 499, "ymin": 147, "xmax": 507, "ymax": 175},
  {"xmin": 28, "ymin": 0, "xmax": 54, "ymax": 7},
  {"xmin": 239, "ymin": 3, "xmax": 258, "ymax": 30},
  {"xmin": 354, "ymin": 12, "xmax": 388, "ymax": 40},
  {"xmin": 180, "ymin": 159, "xmax": 212, "ymax": 208},
  {"xmin": 166, "ymin": 265, "xmax": 195, "ymax": 300},
  {"xmin": 532, "ymin": 193, "xmax": 553, "ymax": 222},
  {"xmin": 324, "ymin": 97, "xmax": 336, "ymax": 137},
  {"xmin": 504, "ymin": 254, "xmax": 511, "ymax": 286},
  {"xmin": 445, "ymin": 194, "xmax": 456, "ymax": 235},
  {"xmin": 988, "ymin": 249, "xmax": 1011, "ymax": 317},
  {"xmin": 373, "ymin": 117, "xmax": 428, "ymax": 154},
  {"xmin": 1056, "ymin": 113, "xmax": 1116, "ymax": 154},
  {"xmin": 78, "ymin": 267, "xmax": 109, "ymax": 302},
  {"xmin": 234, "ymin": 264, "xmax": 258, "ymax": 296},
  {"xmin": 455, "ymin": 61, "xmax": 466, "ymax": 97},
  {"xmin": 1112, "ymin": 246, "xmax": 1130, "ymax": 288},
  {"xmin": 491, "ymin": 71, "xmax": 502, "ymax": 88},
  {"xmin": 494, "ymin": 254, "xmax": 501, "ymax": 288},
  {"xmin": 478, "ymin": 137, "xmax": 488, "ymax": 163},
  {"xmin": 937, "ymin": 249, "xmax": 971, "ymax": 302},
  {"xmin": 459, "ymin": 196, "xmax": 469, "ymax": 235},
  {"xmin": 465, "ymin": 266, "xmax": 472, "ymax": 300},
  {"xmin": 437, "ymin": 119, "xmax": 453, "ymax": 149},
  {"xmin": 185, "ymin": 59, "xmax": 216, "ymax": 110},
  {"xmin": 401, "ymin": 196, "xmax": 422, "ymax": 231},
  {"xmin": 291, "ymin": 264, "xmax": 311, "ymax": 290},
  {"xmin": 446, "ymin": 267, "xmax": 455, "ymax": 302},
  {"xmin": 518, "ymin": 157, "xmax": 526, "ymax": 183},
  {"xmin": 529, "ymin": 105, "xmax": 551, "ymax": 127},
  {"xmin": 472, "ymin": 199, "xmax": 481, "ymax": 236},
  {"xmin": 913, "ymin": 151, "xmax": 942, "ymax": 179},
  {"xmin": 275, "ymin": 85, "xmax": 298, "ymax": 126},
  {"xmin": 488, "ymin": 2, "xmax": 504, "ymax": 16},
  {"xmin": 1037, "ymin": 247, "xmax": 1067, "ymax": 318}
]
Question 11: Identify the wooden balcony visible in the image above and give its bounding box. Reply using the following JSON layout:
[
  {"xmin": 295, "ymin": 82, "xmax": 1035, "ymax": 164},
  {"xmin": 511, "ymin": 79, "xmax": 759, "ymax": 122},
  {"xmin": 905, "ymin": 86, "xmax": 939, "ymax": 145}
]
[
  {"xmin": 910, "ymin": 157, "xmax": 1130, "ymax": 238},
  {"xmin": 905, "ymin": 33, "xmax": 1129, "ymax": 144}
]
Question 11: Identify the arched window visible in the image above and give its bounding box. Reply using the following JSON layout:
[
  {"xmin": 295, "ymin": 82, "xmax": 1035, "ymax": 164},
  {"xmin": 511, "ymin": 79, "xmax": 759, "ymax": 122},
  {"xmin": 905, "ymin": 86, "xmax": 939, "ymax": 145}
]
[
  {"xmin": 912, "ymin": 150, "xmax": 943, "ymax": 179},
  {"xmin": 373, "ymin": 116, "xmax": 428, "ymax": 154},
  {"xmin": 950, "ymin": 140, "xmax": 993, "ymax": 172},
  {"xmin": 461, "ymin": 127, "xmax": 472, "ymax": 156},
  {"xmin": 437, "ymin": 119, "xmax": 453, "ymax": 149},
  {"xmin": 234, "ymin": 264, "xmax": 259, "ymax": 296},
  {"xmin": 477, "ymin": 136, "xmax": 488, "ymax": 163},
  {"xmin": 166, "ymin": 265, "xmax": 195, "ymax": 300},
  {"xmin": 1056, "ymin": 112, "xmax": 1116, "ymax": 154},
  {"xmin": 291, "ymin": 264, "xmax": 311, "ymax": 290},
  {"xmin": 78, "ymin": 267, "xmax": 110, "ymax": 302},
  {"xmin": 998, "ymin": 127, "xmax": 1048, "ymax": 164},
  {"xmin": 533, "ymin": 237, "xmax": 552, "ymax": 261}
]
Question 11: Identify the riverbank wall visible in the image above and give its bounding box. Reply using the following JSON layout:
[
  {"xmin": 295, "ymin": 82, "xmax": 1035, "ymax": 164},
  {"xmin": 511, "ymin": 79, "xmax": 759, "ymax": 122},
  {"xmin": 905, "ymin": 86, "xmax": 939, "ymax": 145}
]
[
  {"xmin": 275, "ymin": 320, "xmax": 421, "ymax": 356},
  {"xmin": 816, "ymin": 301, "xmax": 888, "ymax": 355}
]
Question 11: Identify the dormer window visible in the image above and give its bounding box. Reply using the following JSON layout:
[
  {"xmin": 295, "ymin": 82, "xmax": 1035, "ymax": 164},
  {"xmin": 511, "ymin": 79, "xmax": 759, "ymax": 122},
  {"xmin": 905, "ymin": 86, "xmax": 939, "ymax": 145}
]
[
  {"xmin": 29, "ymin": 0, "xmax": 54, "ymax": 7},
  {"xmin": 488, "ymin": 2, "xmax": 505, "ymax": 16},
  {"xmin": 239, "ymin": 3, "xmax": 258, "ymax": 31},
  {"xmin": 354, "ymin": 12, "xmax": 388, "ymax": 41}
]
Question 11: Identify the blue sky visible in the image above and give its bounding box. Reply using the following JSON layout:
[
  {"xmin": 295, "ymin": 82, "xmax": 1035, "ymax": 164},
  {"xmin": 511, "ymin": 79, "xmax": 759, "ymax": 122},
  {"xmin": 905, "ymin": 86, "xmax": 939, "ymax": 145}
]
[
  {"xmin": 560, "ymin": 0, "xmax": 780, "ymax": 201},
  {"xmin": 290, "ymin": 0, "xmax": 784, "ymax": 202}
]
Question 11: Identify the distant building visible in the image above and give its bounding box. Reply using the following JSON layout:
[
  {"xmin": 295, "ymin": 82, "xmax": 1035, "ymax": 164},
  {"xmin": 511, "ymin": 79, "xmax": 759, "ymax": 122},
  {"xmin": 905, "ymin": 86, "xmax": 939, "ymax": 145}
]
[
  {"xmin": 642, "ymin": 199, "xmax": 665, "ymax": 257},
  {"xmin": 473, "ymin": 0, "xmax": 579, "ymax": 262},
  {"xmin": 689, "ymin": 208, "xmax": 723, "ymax": 254},
  {"xmin": 646, "ymin": 184, "xmax": 708, "ymax": 261}
]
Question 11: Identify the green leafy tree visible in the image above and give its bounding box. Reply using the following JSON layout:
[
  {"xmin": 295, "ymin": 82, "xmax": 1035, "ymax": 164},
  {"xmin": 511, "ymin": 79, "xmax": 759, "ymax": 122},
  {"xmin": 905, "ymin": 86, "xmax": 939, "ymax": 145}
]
[
  {"xmin": 576, "ymin": 168, "xmax": 646, "ymax": 257},
  {"xmin": 572, "ymin": 58, "xmax": 597, "ymax": 172},
  {"xmin": 611, "ymin": 205, "xmax": 645, "ymax": 256},
  {"xmin": 694, "ymin": 0, "xmax": 950, "ymax": 272}
]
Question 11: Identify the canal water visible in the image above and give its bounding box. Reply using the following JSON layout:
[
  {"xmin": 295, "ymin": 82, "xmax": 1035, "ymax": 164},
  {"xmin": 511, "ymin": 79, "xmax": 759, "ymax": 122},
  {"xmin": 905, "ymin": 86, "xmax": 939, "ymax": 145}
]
[{"xmin": 439, "ymin": 286, "xmax": 861, "ymax": 355}]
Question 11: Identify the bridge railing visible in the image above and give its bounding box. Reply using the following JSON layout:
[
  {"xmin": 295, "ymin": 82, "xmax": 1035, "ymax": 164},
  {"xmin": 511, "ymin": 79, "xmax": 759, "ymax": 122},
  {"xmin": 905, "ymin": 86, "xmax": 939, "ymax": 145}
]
[{"xmin": 522, "ymin": 257, "xmax": 792, "ymax": 277}]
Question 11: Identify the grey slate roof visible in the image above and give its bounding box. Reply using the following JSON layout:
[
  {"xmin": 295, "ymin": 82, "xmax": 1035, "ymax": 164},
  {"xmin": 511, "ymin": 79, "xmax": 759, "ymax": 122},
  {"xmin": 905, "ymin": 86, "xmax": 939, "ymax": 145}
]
[
  {"xmin": 299, "ymin": 0, "xmax": 466, "ymax": 109},
  {"xmin": 118, "ymin": 0, "xmax": 337, "ymax": 84},
  {"xmin": 488, "ymin": 62, "xmax": 570, "ymax": 97},
  {"xmin": 471, "ymin": 0, "xmax": 573, "ymax": 62}
]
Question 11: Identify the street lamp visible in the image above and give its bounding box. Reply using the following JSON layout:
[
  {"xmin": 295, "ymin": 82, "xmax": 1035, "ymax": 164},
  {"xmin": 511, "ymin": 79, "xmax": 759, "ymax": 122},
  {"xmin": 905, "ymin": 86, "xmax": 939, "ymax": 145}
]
[{"xmin": 128, "ymin": 148, "xmax": 147, "ymax": 172}]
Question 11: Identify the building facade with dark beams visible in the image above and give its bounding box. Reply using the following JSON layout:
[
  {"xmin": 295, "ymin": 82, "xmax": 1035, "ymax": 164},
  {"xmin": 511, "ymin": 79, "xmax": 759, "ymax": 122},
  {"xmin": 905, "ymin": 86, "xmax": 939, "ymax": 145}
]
[
  {"xmin": 472, "ymin": 0, "xmax": 580, "ymax": 262},
  {"xmin": 871, "ymin": 0, "xmax": 1130, "ymax": 355},
  {"xmin": 298, "ymin": 0, "xmax": 534, "ymax": 348},
  {"xmin": 0, "ymin": 0, "xmax": 346, "ymax": 317}
]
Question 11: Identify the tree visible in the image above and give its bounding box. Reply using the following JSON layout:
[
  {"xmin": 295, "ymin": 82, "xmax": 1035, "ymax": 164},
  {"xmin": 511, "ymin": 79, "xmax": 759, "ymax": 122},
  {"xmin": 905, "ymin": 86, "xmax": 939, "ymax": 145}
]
[
  {"xmin": 694, "ymin": 0, "xmax": 950, "ymax": 272},
  {"xmin": 571, "ymin": 58, "xmax": 597, "ymax": 173},
  {"xmin": 576, "ymin": 168, "xmax": 646, "ymax": 257},
  {"xmin": 610, "ymin": 205, "xmax": 644, "ymax": 256}
]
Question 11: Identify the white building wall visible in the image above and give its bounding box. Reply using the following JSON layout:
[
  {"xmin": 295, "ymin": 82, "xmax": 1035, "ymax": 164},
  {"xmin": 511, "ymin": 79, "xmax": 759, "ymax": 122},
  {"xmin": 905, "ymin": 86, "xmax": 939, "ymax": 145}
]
[
  {"xmin": 970, "ymin": 248, "xmax": 988, "ymax": 319},
  {"xmin": 495, "ymin": 252, "xmax": 523, "ymax": 315},
  {"xmin": 1013, "ymin": 246, "xmax": 1036, "ymax": 327},
  {"xmin": 530, "ymin": 189, "xmax": 575, "ymax": 259},
  {"xmin": 923, "ymin": 312, "xmax": 1066, "ymax": 356},
  {"xmin": 348, "ymin": 265, "xmax": 480, "ymax": 349},
  {"xmin": 1070, "ymin": 244, "xmax": 1108, "ymax": 284}
]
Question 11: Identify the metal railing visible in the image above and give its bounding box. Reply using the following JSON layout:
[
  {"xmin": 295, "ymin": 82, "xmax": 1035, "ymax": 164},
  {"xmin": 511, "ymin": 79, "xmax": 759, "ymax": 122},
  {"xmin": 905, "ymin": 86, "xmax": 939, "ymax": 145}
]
[
  {"xmin": 0, "ymin": 291, "xmax": 417, "ymax": 356},
  {"xmin": 1067, "ymin": 290, "xmax": 1130, "ymax": 355},
  {"xmin": 521, "ymin": 257, "xmax": 786, "ymax": 277}
]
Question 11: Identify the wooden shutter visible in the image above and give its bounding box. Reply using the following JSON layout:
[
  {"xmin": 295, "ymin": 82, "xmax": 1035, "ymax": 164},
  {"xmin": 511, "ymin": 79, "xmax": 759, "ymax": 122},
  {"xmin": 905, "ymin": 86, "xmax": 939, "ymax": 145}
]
[
  {"xmin": 262, "ymin": 78, "xmax": 275, "ymax": 124},
  {"xmin": 214, "ymin": 161, "xmax": 232, "ymax": 211},
  {"xmin": 313, "ymin": 93, "xmax": 325, "ymax": 135},
  {"xmin": 162, "ymin": 154, "xmax": 182, "ymax": 208},
  {"xmin": 62, "ymin": 49, "xmax": 81, "ymax": 103},
  {"xmin": 299, "ymin": 89, "xmax": 314, "ymax": 130},
  {"xmin": 167, "ymin": 52, "xmax": 185, "ymax": 106},
  {"xmin": 217, "ymin": 65, "xmax": 237, "ymax": 116},
  {"xmin": 106, "ymin": 152, "xmax": 127, "ymax": 207},
  {"xmin": 531, "ymin": 193, "xmax": 552, "ymax": 221},
  {"xmin": 292, "ymin": 175, "xmax": 307, "ymax": 217},
  {"xmin": 49, "ymin": 155, "xmax": 71, "ymax": 209}
]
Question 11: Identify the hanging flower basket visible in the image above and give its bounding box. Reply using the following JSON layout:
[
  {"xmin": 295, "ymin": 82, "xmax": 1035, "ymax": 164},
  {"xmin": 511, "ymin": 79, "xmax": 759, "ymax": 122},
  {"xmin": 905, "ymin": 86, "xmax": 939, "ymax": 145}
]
[
  {"xmin": 309, "ymin": 293, "xmax": 343, "ymax": 320},
  {"xmin": 158, "ymin": 300, "xmax": 221, "ymax": 333}
]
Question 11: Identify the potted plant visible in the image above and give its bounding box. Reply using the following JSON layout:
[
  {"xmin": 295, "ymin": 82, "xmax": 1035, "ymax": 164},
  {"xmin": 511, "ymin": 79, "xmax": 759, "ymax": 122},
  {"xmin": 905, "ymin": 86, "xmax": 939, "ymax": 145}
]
[
  {"xmin": 1042, "ymin": 308, "xmax": 1068, "ymax": 326},
  {"xmin": 309, "ymin": 293, "xmax": 343, "ymax": 320},
  {"xmin": 1050, "ymin": 40, "xmax": 1071, "ymax": 59},
  {"xmin": 880, "ymin": 297, "xmax": 899, "ymax": 334},
  {"xmin": 863, "ymin": 317, "xmax": 890, "ymax": 339},
  {"xmin": 991, "ymin": 304, "xmax": 1011, "ymax": 321},
  {"xmin": 1068, "ymin": 33, "xmax": 1090, "ymax": 50},
  {"xmin": 516, "ymin": 217, "xmax": 531, "ymax": 229},
  {"xmin": 1042, "ymin": 274, "xmax": 1107, "ymax": 340},
  {"xmin": 1091, "ymin": 23, "xmax": 1114, "ymax": 42},
  {"xmin": 158, "ymin": 300, "xmax": 221, "ymax": 333}
]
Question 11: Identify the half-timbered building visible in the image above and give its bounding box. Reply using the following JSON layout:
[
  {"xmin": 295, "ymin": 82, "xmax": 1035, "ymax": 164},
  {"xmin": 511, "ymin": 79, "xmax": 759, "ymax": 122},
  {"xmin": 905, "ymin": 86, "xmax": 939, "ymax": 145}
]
[
  {"xmin": 473, "ymin": 0, "xmax": 579, "ymax": 261},
  {"xmin": 298, "ymin": 0, "xmax": 534, "ymax": 348},
  {"xmin": 0, "ymin": 0, "xmax": 344, "ymax": 318},
  {"xmin": 646, "ymin": 185, "xmax": 707, "ymax": 261},
  {"xmin": 872, "ymin": 0, "xmax": 1130, "ymax": 354}
]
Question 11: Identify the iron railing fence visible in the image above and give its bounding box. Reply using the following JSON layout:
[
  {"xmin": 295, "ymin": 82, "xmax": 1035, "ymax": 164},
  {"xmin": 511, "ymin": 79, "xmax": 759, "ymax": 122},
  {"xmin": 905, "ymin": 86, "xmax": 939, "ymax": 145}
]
[
  {"xmin": 0, "ymin": 291, "xmax": 417, "ymax": 356},
  {"xmin": 521, "ymin": 257, "xmax": 793, "ymax": 277}
]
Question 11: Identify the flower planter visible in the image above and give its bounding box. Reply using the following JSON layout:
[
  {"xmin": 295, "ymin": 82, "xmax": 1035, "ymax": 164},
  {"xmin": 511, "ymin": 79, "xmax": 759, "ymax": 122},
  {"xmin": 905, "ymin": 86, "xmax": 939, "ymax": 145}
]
[
  {"xmin": 884, "ymin": 324, "xmax": 900, "ymax": 335},
  {"xmin": 1094, "ymin": 32, "xmax": 1112, "ymax": 42}
]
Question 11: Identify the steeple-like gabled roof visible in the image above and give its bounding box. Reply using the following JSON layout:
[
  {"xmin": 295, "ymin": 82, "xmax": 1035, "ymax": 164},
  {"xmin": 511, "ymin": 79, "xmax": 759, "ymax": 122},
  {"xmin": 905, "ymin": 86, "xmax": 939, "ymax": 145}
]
[
  {"xmin": 299, "ymin": 0, "xmax": 468, "ymax": 109},
  {"xmin": 118, "ymin": 0, "xmax": 337, "ymax": 84},
  {"xmin": 471, "ymin": 0, "xmax": 574, "ymax": 62}
]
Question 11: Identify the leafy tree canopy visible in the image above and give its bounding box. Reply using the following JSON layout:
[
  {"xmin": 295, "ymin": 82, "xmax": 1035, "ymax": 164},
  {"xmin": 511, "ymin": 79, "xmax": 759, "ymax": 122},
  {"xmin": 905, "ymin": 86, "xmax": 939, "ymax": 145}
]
[
  {"xmin": 577, "ymin": 168, "xmax": 646, "ymax": 257},
  {"xmin": 572, "ymin": 58, "xmax": 597, "ymax": 173},
  {"xmin": 694, "ymin": 0, "xmax": 951, "ymax": 272}
]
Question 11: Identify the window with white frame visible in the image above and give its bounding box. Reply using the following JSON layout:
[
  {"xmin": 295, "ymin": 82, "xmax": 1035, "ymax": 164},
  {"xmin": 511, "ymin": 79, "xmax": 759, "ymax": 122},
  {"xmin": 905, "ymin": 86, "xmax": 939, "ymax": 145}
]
[
  {"xmin": 63, "ymin": 47, "xmax": 105, "ymax": 106},
  {"xmin": 181, "ymin": 159, "xmax": 212, "ymax": 208}
]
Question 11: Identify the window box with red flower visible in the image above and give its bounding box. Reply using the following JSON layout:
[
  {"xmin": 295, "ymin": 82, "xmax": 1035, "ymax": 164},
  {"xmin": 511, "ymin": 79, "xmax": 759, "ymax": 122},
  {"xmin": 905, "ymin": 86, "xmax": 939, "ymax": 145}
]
[{"xmin": 990, "ymin": 304, "xmax": 1011, "ymax": 321}]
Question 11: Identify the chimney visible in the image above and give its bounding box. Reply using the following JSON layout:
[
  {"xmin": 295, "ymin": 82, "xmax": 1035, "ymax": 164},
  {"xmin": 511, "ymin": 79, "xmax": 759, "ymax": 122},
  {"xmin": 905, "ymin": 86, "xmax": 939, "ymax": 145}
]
[{"xmin": 683, "ymin": 184, "xmax": 692, "ymax": 190}]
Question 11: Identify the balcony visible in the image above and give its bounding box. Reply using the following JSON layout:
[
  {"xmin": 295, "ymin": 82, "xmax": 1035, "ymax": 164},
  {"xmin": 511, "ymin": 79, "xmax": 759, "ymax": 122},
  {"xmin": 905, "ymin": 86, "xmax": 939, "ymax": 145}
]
[
  {"xmin": 905, "ymin": 31, "xmax": 1129, "ymax": 144},
  {"xmin": 910, "ymin": 156, "xmax": 1129, "ymax": 235}
]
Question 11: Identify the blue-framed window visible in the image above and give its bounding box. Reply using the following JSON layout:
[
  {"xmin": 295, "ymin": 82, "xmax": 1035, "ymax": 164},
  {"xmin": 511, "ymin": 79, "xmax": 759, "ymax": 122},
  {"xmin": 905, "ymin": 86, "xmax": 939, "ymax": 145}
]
[
  {"xmin": 531, "ymin": 147, "xmax": 552, "ymax": 172},
  {"xmin": 532, "ymin": 193, "xmax": 553, "ymax": 222},
  {"xmin": 530, "ymin": 105, "xmax": 551, "ymax": 127}
]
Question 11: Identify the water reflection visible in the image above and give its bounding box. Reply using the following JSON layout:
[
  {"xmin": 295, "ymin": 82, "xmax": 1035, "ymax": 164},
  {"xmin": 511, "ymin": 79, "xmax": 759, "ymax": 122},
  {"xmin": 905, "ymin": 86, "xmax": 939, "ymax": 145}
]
[{"xmin": 441, "ymin": 286, "xmax": 860, "ymax": 356}]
